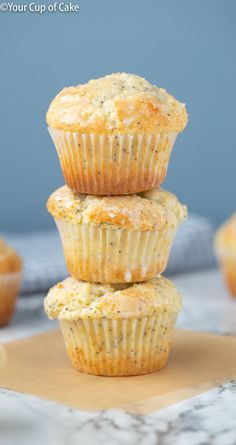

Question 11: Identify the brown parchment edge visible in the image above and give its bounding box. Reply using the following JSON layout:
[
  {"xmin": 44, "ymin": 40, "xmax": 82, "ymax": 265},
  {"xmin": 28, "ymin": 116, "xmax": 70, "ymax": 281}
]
[{"xmin": 0, "ymin": 328, "xmax": 236, "ymax": 415}]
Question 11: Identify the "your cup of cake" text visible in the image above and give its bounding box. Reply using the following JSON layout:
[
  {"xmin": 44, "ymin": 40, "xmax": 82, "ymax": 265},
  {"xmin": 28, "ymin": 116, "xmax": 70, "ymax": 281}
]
[{"xmin": 0, "ymin": 2, "xmax": 80, "ymax": 13}]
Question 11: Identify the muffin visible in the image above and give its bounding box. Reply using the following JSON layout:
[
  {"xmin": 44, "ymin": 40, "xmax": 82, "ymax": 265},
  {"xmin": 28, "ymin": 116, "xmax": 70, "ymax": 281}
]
[
  {"xmin": 46, "ymin": 73, "xmax": 188, "ymax": 195},
  {"xmin": 0, "ymin": 239, "xmax": 22, "ymax": 325},
  {"xmin": 47, "ymin": 185, "xmax": 187, "ymax": 283},
  {"xmin": 215, "ymin": 213, "xmax": 236, "ymax": 297},
  {"xmin": 44, "ymin": 275, "xmax": 182, "ymax": 376}
]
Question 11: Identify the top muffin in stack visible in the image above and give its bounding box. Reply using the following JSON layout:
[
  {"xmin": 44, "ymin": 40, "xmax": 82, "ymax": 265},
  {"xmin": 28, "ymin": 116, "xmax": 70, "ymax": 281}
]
[
  {"xmin": 46, "ymin": 73, "xmax": 187, "ymax": 195},
  {"xmin": 44, "ymin": 73, "xmax": 188, "ymax": 376}
]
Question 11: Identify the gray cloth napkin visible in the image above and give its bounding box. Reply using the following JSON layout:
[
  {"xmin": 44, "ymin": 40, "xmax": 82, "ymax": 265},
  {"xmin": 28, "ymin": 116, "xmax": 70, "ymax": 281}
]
[{"xmin": 2, "ymin": 214, "xmax": 215, "ymax": 295}]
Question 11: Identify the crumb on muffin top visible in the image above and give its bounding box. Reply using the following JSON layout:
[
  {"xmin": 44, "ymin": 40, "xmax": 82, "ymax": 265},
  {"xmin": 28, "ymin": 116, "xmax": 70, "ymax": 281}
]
[
  {"xmin": 0, "ymin": 239, "xmax": 22, "ymax": 274},
  {"xmin": 47, "ymin": 186, "xmax": 187, "ymax": 231},
  {"xmin": 44, "ymin": 276, "xmax": 182, "ymax": 320},
  {"xmin": 215, "ymin": 213, "xmax": 236, "ymax": 255},
  {"xmin": 46, "ymin": 73, "xmax": 188, "ymax": 134}
]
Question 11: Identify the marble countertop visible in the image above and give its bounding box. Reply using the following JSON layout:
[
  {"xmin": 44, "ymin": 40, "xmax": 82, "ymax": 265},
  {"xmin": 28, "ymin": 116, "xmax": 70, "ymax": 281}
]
[{"xmin": 1, "ymin": 268, "xmax": 236, "ymax": 445}]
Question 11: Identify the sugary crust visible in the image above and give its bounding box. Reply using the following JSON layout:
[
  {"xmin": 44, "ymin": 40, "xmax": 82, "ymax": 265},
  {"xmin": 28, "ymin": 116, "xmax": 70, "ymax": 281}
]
[
  {"xmin": 143, "ymin": 188, "xmax": 187, "ymax": 222},
  {"xmin": 44, "ymin": 275, "xmax": 182, "ymax": 320},
  {"xmin": 215, "ymin": 213, "xmax": 236, "ymax": 255},
  {"xmin": 47, "ymin": 186, "xmax": 187, "ymax": 231},
  {"xmin": 0, "ymin": 240, "xmax": 22, "ymax": 274},
  {"xmin": 46, "ymin": 73, "xmax": 188, "ymax": 134}
]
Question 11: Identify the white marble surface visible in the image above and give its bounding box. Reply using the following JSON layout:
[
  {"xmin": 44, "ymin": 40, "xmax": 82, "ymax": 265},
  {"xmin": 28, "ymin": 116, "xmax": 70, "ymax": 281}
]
[{"xmin": 1, "ymin": 268, "xmax": 236, "ymax": 445}]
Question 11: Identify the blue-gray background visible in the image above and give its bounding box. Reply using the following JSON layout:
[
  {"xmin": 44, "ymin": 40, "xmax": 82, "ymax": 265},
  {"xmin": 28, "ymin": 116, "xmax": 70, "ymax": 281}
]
[{"xmin": 0, "ymin": 0, "xmax": 235, "ymax": 232}]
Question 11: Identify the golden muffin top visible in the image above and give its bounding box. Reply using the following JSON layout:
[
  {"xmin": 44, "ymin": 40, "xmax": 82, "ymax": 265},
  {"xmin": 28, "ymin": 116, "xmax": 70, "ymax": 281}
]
[
  {"xmin": 44, "ymin": 275, "xmax": 182, "ymax": 320},
  {"xmin": 215, "ymin": 213, "xmax": 236, "ymax": 255},
  {"xmin": 47, "ymin": 186, "xmax": 187, "ymax": 231},
  {"xmin": 0, "ymin": 239, "xmax": 22, "ymax": 274},
  {"xmin": 46, "ymin": 73, "xmax": 188, "ymax": 134}
]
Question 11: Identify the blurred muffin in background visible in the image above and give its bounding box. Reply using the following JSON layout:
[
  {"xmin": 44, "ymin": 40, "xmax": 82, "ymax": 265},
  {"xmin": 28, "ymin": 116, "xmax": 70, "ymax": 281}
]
[
  {"xmin": 46, "ymin": 72, "xmax": 188, "ymax": 195},
  {"xmin": 0, "ymin": 239, "xmax": 22, "ymax": 325},
  {"xmin": 215, "ymin": 214, "xmax": 236, "ymax": 297},
  {"xmin": 44, "ymin": 275, "xmax": 182, "ymax": 376}
]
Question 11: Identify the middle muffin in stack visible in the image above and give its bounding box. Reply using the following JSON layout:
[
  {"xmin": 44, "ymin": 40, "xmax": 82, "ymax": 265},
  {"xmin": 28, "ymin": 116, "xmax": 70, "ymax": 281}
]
[{"xmin": 44, "ymin": 73, "xmax": 188, "ymax": 376}]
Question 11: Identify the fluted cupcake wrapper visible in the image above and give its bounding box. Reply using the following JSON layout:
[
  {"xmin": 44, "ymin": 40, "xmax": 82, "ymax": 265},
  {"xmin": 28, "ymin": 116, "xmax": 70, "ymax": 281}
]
[
  {"xmin": 0, "ymin": 272, "xmax": 22, "ymax": 325},
  {"xmin": 59, "ymin": 311, "xmax": 178, "ymax": 376},
  {"xmin": 48, "ymin": 128, "xmax": 177, "ymax": 195},
  {"xmin": 55, "ymin": 219, "xmax": 178, "ymax": 283}
]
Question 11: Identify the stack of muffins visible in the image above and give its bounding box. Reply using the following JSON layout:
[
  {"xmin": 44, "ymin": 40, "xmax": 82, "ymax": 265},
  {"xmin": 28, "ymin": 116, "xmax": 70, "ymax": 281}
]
[{"xmin": 44, "ymin": 73, "xmax": 188, "ymax": 376}]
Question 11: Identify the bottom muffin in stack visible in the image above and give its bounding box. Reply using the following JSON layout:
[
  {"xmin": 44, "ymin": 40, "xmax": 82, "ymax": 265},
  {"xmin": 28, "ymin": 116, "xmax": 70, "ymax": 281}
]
[{"xmin": 44, "ymin": 275, "xmax": 182, "ymax": 376}]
